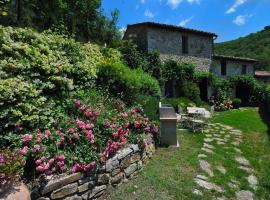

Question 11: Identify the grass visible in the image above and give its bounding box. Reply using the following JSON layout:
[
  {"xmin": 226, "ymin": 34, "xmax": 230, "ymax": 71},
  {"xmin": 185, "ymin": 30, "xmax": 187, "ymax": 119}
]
[
  {"xmin": 212, "ymin": 107, "xmax": 270, "ymax": 199},
  {"xmin": 105, "ymin": 107, "xmax": 270, "ymax": 200},
  {"xmin": 106, "ymin": 131, "xmax": 204, "ymax": 200}
]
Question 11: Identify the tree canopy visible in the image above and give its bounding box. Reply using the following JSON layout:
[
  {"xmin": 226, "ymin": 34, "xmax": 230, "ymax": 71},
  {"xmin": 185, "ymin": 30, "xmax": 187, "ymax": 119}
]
[
  {"xmin": 0, "ymin": 0, "xmax": 121, "ymax": 46},
  {"xmin": 215, "ymin": 26, "xmax": 270, "ymax": 71}
]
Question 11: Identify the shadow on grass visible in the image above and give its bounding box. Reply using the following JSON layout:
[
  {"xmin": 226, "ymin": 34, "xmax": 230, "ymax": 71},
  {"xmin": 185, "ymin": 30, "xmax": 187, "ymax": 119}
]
[{"xmin": 259, "ymin": 105, "xmax": 270, "ymax": 140}]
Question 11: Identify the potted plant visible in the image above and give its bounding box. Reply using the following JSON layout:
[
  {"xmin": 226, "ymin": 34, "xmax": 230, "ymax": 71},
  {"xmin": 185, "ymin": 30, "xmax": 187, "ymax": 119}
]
[{"xmin": 232, "ymin": 98, "xmax": 242, "ymax": 109}]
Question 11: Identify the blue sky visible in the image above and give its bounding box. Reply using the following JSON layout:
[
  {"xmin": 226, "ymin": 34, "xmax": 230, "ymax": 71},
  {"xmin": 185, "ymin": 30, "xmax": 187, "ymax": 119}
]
[{"xmin": 101, "ymin": 0, "xmax": 270, "ymax": 42}]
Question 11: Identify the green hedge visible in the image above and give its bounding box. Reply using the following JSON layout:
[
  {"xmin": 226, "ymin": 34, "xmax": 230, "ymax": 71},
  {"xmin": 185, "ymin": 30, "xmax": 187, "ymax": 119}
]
[{"xmin": 97, "ymin": 63, "xmax": 161, "ymax": 104}]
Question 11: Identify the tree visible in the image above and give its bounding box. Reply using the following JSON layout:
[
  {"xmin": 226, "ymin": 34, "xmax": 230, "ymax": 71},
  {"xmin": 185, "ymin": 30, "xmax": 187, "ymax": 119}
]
[{"xmin": 0, "ymin": 0, "xmax": 121, "ymax": 46}]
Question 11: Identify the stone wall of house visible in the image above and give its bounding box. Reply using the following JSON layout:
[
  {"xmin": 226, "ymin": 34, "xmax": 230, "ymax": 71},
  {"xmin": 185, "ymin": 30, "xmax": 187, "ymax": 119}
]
[
  {"xmin": 31, "ymin": 143, "xmax": 155, "ymax": 200},
  {"xmin": 147, "ymin": 27, "xmax": 213, "ymax": 59},
  {"xmin": 123, "ymin": 26, "xmax": 148, "ymax": 51},
  {"xmin": 160, "ymin": 54, "xmax": 212, "ymax": 71},
  {"xmin": 210, "ymin": 59, "xmax": 254, "ymax": 78}
]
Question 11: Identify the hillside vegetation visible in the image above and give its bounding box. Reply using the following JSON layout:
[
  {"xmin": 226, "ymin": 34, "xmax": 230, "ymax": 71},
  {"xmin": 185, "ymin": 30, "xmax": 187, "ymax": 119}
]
[{"xmin": 215, "ymin": 26, "xmax": 270, "ymax": 71}]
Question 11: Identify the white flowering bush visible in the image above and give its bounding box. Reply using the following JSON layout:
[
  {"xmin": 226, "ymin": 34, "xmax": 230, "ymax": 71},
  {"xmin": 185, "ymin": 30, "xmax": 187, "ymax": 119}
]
[{"xmin": 0, "ymin": 26, "xmax": 103, "ymax": 137}]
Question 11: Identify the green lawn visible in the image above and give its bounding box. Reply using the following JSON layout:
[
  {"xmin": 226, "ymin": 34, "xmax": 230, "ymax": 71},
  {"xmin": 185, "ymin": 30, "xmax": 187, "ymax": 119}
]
[{"xmin": 105, "ymin": 107, "xmax": 270, "ymax": 200}]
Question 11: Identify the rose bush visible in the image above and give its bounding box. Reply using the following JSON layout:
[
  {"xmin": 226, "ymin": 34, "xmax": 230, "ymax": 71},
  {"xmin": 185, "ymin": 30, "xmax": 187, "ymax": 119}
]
[{"xmin": 17, "ymin": 99, "xmax": 158, "ymax": 176}]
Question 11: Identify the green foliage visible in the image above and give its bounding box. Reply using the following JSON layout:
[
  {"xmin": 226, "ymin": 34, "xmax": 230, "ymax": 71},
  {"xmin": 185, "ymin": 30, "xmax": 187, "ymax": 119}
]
[
  {"xmin": 0, "ymin": 26, "xmax": 104, "ymax": 136},
  {"xmin": 0, "ymin": 0, "xmax": 121, "ymax": 46},
  {"xmin": 119, "ymin": 41, "xmax": 163, "ymax": 81},
  {"xmin": 135, "ymin": 95, "xmax": 160, "ymax": 121},
  {"xmin": 163, "ymin": 60, "xmax": 195, "ymax": 81},
  {"xmin": 215, "ymin": 26, "xmax": 270, "ymax": 71},
  {"xmin": 97, "ymin": 62, "xmax": 161, "ymax": 105},
  {"xmin": 232, "ymin": 98, "xmax": 242, "ymax": 109},
  {"xmin": 229, "ymin": 75, "xmax": 266, "ymax": 105},
  {"xmin": 181, "ymin": 81, "xmax": 201, "ymax": 104},
  {"xmin": 161, "ymin": 97, "xmax": 195, "ymax": 113}
]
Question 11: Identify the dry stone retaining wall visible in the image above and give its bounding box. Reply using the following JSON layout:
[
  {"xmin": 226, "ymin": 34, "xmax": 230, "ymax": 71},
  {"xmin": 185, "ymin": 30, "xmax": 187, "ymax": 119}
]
[{"xmin": 32, "ymin": 143, "xmax": 155, "ymax": 200}]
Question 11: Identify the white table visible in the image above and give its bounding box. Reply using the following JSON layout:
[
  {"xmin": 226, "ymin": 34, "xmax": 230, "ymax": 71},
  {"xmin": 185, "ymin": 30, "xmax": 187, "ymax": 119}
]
[{"xmin": 187, "ymin": 107, "xmax": 211, "ymax": 118}]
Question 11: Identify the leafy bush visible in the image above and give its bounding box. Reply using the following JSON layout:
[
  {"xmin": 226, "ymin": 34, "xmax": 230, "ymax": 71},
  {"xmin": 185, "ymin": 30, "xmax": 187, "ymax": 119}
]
[
  {"xmin": 135, "ymin": 95, "xmax": 160, "ymax": 121},
  {"xmin": 15, "ymin": 99, "xmax": 158, "ymax": 175},
  {"xmin": 210, "ymin": 97, "xmax": 233, "ymax": 111},
  {"xmin": 161, "ymin": 97, "xmax": 195, "ymax": 113},
  {"xmin": 97, "ymin": 62, "xmax": 161, "ymax": 104},
  {"xmin": 0, "ymin": 26, "xmax": 104, "ymax": 136},
  {"xmin": 232, "ymin": 98, "xmax": 242, "ymax": 109},
  {"xmin": 119, "ymin": 41, "xmax": 163, "ymax": 80},
  {"xmin": 181, "ymin": 81, "xmax": 201, "ymax": 104}
]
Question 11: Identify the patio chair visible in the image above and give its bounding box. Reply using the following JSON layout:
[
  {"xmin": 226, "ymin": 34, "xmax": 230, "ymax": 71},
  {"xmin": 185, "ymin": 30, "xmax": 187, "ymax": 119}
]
[{"xmin": 189, "ymin": 113, "xmax": 208, "ymax": 133}]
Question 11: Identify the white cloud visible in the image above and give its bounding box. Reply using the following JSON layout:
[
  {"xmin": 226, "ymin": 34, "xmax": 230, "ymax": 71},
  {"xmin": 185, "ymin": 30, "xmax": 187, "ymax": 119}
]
[
  {"xmin": 233, "ymin": 14, "xmax": 252, "ymax": 26},
  {"xmin": 167, "ymin": 0, "xmax": 183, "ymax": 9},
  {"xmin": 226, "ymin": 0, "xmax": 247, "ymax": 14},
  {"xmin": 178, "ymin": 16, "xmax": 193, "ymax": 26},
  {"xmin": 144, "ymin": 9, "xmax": 155, "ymax": 18},
  {"xmin": 187, "ymin": 0, "xmax": 200, "ymax": 4}
]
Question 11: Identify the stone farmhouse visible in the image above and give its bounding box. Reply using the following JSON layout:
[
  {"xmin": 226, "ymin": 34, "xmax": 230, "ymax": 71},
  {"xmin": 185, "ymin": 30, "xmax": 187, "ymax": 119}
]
[{"xmin": 123, "ymin": 22, "xmax": 257, "ymax": 101}]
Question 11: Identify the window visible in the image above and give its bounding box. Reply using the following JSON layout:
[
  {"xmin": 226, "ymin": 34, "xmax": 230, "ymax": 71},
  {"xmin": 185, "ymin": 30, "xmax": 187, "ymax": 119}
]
[
  {"xmin": 182, "ymin": 36, "xmax": 188, "ymax": 54},
  {"xmin": 242, "ymin": 65, "xmax": 247, "ymax": 74},
  {"xmin": 221, "ymin": 60, "xmax": 227, "ymax": 76}
]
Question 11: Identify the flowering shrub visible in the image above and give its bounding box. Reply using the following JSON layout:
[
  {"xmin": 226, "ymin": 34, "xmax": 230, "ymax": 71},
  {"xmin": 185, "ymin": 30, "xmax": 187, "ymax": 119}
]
[
  {"xmin": 0, "ymin": 26, "xmax": 104, "ymax": 137},
  {"xmin": 0, "ymin": 150, "xmax": 25, "ymax": 187},
  {"xmin": 17, "ymin": 99, "xmax": 158, "ymax": 176},
  {"xmin": 210, "ymin": 97, "xmax": 233, "ymax": 111}
]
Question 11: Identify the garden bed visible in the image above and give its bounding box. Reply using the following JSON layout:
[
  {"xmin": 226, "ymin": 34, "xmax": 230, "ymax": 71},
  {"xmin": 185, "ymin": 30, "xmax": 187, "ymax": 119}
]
[{"xmin": 31, "ymin": 143, "xmax": 155, "ymax": 200}]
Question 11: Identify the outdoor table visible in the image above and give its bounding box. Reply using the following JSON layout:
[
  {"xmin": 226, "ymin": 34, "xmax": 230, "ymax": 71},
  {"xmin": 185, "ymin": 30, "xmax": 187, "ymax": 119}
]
[{"xmin": 187, "ymin": 107, "xmax": 206, "ymax": 116}]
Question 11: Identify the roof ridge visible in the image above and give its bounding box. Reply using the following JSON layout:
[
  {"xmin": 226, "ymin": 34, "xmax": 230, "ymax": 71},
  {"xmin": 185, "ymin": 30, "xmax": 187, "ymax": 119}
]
[{"xmin": 127, "ymin": 22, "xmax": 218, "ymax": 38}]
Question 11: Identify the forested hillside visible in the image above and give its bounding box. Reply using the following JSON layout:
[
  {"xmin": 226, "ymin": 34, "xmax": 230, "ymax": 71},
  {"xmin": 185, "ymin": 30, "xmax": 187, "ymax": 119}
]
[{"xmin": 215, "ymin": 26, "xmax": 270, "ymax": 71}]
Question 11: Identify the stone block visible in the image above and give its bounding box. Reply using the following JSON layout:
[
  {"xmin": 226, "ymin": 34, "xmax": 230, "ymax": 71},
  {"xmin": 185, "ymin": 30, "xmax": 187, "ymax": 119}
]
[
  {"xmin": 129, "ymin": 144, "xmax": 140, "ymax": 153},
  {"xmin": 120, "ymin": 156, "xmax": 131, "ymax": 169},
  {"xmin": 106, "ymin": 158, "xmax": 119, "ymax": 172},
  {"xmin": 97, "ymin": 173, "xmax": 110, "ymax": 185},
  {"xmin": 130, "ymin": 153, "xmax": 141, "ymax": 163},
  {"xmin": 78, "ymin": 175, "xmax": 96, "ymax": 185},
  {"xmin": 111, "ymin": 168, "xmax": 121, "ymax": 177},
  {"xmin": 64, "ymin": 195, "xmax": 82, "ymax": 200},
  {"xmin": 41, "ymin": 173, "xmax": 83, "ymax": 195},
  {"xmin": 116, "ymin": 148, "xmax": 133, "ymax": 160},
  {"xmin": 37, "ymin": 198, "xmax": 50, "ymax": 200},
  {"xmin": 51, "ymin": 182, "xmax": 78, "ymax": 199},
  {"xmin": 111, "ymin": 172, "xmax": 124, "ymax": 184},
  {"xmin": 78, "ymin": 181, "xmax": 95, "ymax": 193},
  {"xmin": 124, "ymin": 163, "xmax": 137, "ymax": 177},
  {"xmin": 82, "ymin": 185, "xmax": 106, "ymax": 200},
  {"xmin": 137, "ymin": 160, "xmax": 143, "ymax": 170}
]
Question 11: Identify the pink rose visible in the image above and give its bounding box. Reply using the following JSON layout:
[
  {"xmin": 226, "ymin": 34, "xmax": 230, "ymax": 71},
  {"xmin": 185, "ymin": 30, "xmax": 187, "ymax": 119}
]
[
  {"xmin": 36, "ymin": 166, "xmax": 45, "ymax": 172},
  {"xmin": 121, "ymin": 112, "xmax": 128, "ymax": 118},
  {"xmin": 22, "ymin": 134, "xmax": 33, "ymax": 144},
  {"xmin": 20, "ymin": 146, "xmax": 29, "ymax": 155},
  {"xmin": 35, "ymin": 159, "xmax": 42, "ymax": 165},
  {"xmin": 68, "ymin": 128, "xmax": 75, "ymax": 133},
  {"xmin": 44, "ymin": 130, "xmax": 51, "ymax": 138},
  {"xmin": 134, "ymin": 121, "xmax": 141, "ymax": 128},
  {"xmin": 85, "ymin": 123, "xmax": 94, "ymax": 130},
  {"xmin": 58, "ymin": 155, "xmax": 65, "ymax": 161},
  {"xmin": 48, "ymin": 158, "xmax": 55, "ymax": 165},
  {"xmin": 32, "ymin": 145, "xmax": 40, "ymax": 153},
  {"xmin": 112, "ymin": 132, "xmax": 118, "ymax": 138}
]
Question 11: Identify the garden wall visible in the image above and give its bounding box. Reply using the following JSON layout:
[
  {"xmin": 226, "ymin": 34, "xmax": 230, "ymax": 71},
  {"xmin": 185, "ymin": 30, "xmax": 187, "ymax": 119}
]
[{"xmin": 32, "ymin": 143, "xmax": 155, "ymax": 200}]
